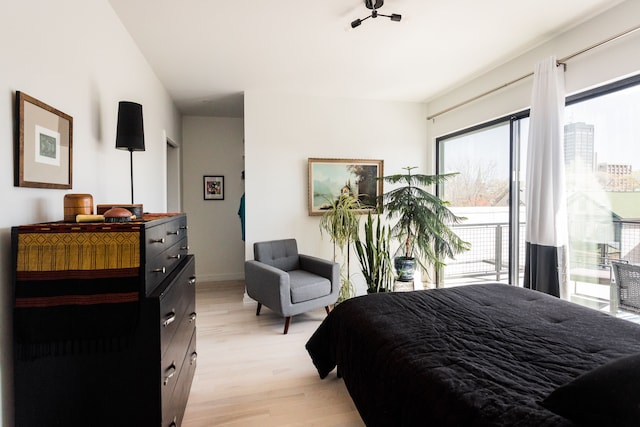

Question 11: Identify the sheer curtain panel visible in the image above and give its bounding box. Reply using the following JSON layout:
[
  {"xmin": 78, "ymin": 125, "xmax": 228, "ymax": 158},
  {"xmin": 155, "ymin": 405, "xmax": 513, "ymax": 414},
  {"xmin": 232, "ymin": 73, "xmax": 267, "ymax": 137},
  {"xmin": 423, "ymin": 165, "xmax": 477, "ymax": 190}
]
[{"xmin": 524, "ymin": 56, "xmax": 568, "ymax": 298}]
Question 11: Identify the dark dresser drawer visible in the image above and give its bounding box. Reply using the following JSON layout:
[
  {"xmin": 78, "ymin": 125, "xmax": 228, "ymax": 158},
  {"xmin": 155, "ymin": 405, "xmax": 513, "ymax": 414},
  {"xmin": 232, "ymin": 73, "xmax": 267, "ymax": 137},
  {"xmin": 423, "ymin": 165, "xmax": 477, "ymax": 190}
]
[
  {"xmin": 156, "ymin": 256, "xmax": 196, "ymax": 360},
  {"xmin": 145, "ymin": 214, "xmax": 188, "ymax": 255},
  {"xmin": 164, "ymin": 215, "xmax": 188, "ymax": 247},
  {"xmin": 163, "ymin": 329, "xmax": 197, "ymax": 427},
  {"xmin": 145, "ymin": 216, "xmax": 189, "ymax": 295}
]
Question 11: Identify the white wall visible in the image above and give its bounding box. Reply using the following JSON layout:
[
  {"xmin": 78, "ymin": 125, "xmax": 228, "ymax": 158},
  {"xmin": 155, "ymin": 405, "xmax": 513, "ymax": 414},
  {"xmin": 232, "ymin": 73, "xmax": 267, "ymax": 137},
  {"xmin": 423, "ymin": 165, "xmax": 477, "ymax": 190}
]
[
  {"xmin": 0, "ymin": 1, "xmax": 181, "ymax": 425},
  {"xmin": 426, "ymin": 0, "xmax": 640, "ymax": 145},
  {"xmin": 182, "ymin": 117, "xmax": 245, "ymax": 281},
  {"xmin": 243, "ymin": 91, "xmax": 429, "ymax": 280}
]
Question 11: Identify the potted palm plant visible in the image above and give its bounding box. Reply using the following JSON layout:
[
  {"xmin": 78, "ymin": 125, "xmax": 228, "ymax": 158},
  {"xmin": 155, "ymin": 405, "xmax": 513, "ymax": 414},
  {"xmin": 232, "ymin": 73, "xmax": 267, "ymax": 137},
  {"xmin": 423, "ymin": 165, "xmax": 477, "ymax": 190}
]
[
  {"xmin": 381, "ymin": 166, "xmax": 469, "ymax": 282},
  {"xmin": 354, "ymin": 211, "xmax": 394, "ymax": 293},
  {"xmin": 319, "ymin": 193, "xmax": 361, "ymax": 302}
]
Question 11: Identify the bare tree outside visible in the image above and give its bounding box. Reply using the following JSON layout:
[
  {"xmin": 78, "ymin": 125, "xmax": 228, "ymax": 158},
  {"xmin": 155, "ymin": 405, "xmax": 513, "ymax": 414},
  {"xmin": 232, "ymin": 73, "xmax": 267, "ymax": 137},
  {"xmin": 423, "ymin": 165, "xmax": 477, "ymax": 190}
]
[{"xmin": 442, "ymin": 158, "xmax": 509, "ymax": 207}]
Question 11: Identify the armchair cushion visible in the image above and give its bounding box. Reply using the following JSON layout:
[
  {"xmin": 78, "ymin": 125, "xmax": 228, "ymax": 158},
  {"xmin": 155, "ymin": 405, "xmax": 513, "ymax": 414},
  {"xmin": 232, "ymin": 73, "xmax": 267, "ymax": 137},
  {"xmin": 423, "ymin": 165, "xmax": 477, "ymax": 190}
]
[
  {"xmin": 289, "ymin": 270, "xmax": 332, "ymax": 303},
  {"xmin": 254, "ymin": 239, "xmax": 300, "ymax": 271}
]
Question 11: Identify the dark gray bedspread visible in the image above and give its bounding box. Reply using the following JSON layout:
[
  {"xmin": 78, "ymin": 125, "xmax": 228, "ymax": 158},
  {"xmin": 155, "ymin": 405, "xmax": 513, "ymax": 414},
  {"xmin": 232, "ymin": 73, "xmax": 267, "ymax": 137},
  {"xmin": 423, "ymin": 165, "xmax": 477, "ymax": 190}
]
[{"xmin": 305, "ymin": 283, "xmax": 640, "ymax": 426}]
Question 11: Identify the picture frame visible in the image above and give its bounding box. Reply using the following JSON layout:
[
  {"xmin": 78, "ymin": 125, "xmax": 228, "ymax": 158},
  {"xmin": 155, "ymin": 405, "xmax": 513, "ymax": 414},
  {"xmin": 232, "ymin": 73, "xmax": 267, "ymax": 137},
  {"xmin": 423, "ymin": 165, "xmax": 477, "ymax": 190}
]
[
  {"xmin": 203, "ymin": 175, "xmax": 224, "ymax": 200},
  {"xmin": 308, "ymin": 158, "xmax": 383, "ymax": 216},
  {"xmin": 14, "ymin": 91, "xmax": 73, "ymax": 189}
]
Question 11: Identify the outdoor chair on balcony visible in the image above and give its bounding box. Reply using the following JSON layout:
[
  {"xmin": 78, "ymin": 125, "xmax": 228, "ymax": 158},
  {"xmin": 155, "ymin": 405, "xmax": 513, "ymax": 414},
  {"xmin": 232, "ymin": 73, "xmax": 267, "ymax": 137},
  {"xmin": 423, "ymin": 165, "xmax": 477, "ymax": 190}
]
[
  {"xmin": 611, "ymin": 261, "xmax": 640, "ymax": 314},
  {"xmin": 244, "ymin": 238, "xmax": 339, "ymax": 334}
]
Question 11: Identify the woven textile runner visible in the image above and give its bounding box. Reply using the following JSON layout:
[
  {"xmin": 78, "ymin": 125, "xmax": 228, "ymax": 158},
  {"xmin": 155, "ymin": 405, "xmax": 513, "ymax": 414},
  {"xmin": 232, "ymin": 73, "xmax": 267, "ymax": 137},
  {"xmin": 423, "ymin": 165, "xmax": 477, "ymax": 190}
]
[
  {"xmin": 15, "ymin": 225, "xmax": 141, "ymax": 308},
  {"xmin": 16, "ymin": 225, "xmax": 141, "ymax": 280},
  {"xmin": 13, "ymin": 222, "xmax": 144, "ymax": 357}
]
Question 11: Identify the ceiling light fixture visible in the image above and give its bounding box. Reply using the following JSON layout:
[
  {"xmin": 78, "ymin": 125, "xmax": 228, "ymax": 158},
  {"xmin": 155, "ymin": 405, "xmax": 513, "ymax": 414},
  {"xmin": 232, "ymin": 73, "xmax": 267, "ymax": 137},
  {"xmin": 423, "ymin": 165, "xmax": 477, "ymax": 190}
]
[{"xmin": 351, "ymin": 0, "xmax": 401, "ymax": 29}]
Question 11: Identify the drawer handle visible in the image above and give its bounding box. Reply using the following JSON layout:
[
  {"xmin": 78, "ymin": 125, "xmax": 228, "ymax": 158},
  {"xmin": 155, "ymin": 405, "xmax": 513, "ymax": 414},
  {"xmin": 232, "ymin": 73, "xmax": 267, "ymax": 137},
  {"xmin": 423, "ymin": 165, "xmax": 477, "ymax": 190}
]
[
  {"xmin": 167, "ymin": 230, "xmax": 180, "ymax": 236},
  {"xmin": 188, "ymin": 277, "xmax": 196, "ymax": 286},
  {"xmin": 163, "ymin": 363, "xmax": 176, "ymax": 386},
  {"xmin": 169, "ymin": 253, "xmax": 181, "ymax": 260},
  {"xmin": 180, "ymin": 245, "xmax": 190, "ymax": 251},
  {"xmin": 190, "ymin": 352, "xmax": 198, "ymax": 365},
  {"xmin": 189, "ymin": 312, "xmax": 197, "ymax": 322},
  {"xmin": 180, "ymin": 225, "xmax": 188, "ymax": 230},
  {"xmin": 150, "ymin": 237, "xmax": 165, "ymax": 244},
  {"xmin": 163, "ymin": 311, "xmax": 176, "ymax": 327},
  {"xmin": 152, "ymin": 267, "xmax": 166, "ymax": 274}
]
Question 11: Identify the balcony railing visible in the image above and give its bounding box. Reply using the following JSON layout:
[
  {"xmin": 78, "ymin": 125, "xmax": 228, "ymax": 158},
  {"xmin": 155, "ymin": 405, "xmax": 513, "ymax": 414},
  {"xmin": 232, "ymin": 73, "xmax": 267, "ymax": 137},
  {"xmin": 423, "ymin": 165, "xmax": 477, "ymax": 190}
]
[
  {"xmin": 443, "ymin": 219, "xmax": 640, "ymax": 297},
  {"xmin": 442, "ymin": 222, "xmax": 525, "ymax": 285}
]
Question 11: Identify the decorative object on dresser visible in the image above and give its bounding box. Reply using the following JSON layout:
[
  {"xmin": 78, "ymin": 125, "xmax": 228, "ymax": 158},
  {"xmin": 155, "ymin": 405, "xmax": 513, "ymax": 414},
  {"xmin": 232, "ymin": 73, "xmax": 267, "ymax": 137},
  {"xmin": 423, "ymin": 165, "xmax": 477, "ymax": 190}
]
[
  {"xmin": 63, "ymin": 193, "xmax": 94, "ymax": 222},
  {"xmin": 14, "ymin": 91, "xmax": 73, "ymax": 189},
  {"xmin": 97, "ymin": 202, "xmax": 144, "ymax": 219},
  {"xmin": 12, "ymin": 213, "xmax": 196, "ymax": 427},
  {"xmin": 103, "ymin": 206, "xmax": 136, "ymax": 222},
  {"xmin": 115, "ymin": 100, "xmax": 145, "ymax": 204}
]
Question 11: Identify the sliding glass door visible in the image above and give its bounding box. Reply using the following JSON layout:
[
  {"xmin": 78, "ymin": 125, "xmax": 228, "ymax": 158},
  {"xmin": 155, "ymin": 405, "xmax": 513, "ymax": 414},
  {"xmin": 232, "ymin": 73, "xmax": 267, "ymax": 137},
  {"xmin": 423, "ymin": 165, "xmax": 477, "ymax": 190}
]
[{"xmin": 437, "ymin": 115, "xmax": 528, "ymax": 287}]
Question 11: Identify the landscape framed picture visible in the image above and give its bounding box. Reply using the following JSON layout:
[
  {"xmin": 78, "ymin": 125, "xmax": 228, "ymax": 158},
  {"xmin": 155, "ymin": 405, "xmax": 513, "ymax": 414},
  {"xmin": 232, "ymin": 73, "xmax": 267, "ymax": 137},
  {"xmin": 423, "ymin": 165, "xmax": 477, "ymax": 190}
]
[
  {"xmin": 15, "ymin": 91, "xmax": 73, "ymax": 189},
  {"xmin": 308, "ymin": 158, "xmax": 383, "ymax": 216},
  {"xmin": 203, "ymin": 175, "xmax": 224, "ymax": 200}
]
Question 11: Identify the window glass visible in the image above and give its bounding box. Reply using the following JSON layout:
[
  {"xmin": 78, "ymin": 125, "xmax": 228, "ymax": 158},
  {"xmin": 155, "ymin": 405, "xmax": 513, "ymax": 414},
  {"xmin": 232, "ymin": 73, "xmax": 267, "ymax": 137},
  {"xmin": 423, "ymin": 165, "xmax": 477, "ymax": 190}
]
[
  {"xmin": 565, "ymin": 83, "xmax": 640, "ymax": 303},
  {"xmin": 438, "ymin": 122, "xmax": 513, "ymax": 286}
]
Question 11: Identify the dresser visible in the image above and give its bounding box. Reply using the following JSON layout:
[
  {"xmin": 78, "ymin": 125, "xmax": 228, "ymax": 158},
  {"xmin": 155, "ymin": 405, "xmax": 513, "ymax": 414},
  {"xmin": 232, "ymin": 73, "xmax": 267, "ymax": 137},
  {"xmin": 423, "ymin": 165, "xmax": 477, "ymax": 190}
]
[{"xmin": 12, "ymin": 213, "xmax": 197, "ymax": 427}]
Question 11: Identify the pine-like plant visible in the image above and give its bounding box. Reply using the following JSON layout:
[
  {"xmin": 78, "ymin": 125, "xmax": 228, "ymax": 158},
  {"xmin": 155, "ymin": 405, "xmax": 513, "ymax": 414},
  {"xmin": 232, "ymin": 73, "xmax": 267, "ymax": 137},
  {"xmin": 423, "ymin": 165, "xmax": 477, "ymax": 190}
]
[{"xmin": 382, "ymin": 166, "xmax": 470, "ymax": 279}]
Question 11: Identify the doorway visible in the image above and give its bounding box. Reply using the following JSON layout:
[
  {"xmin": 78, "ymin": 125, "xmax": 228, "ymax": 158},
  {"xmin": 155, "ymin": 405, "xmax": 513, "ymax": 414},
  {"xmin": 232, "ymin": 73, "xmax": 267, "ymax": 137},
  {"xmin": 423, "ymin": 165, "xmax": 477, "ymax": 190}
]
[{"xmin": 166, "ymin": 137, "xmax": 181, "ymax": 212}]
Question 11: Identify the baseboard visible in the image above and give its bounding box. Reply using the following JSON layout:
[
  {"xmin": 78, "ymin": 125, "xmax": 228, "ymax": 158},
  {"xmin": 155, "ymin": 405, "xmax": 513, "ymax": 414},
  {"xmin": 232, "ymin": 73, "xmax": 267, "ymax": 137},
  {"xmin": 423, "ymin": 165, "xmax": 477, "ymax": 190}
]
[{"xmin": 197, "ymin": 272, "xmax": 245, "ymax": 282}]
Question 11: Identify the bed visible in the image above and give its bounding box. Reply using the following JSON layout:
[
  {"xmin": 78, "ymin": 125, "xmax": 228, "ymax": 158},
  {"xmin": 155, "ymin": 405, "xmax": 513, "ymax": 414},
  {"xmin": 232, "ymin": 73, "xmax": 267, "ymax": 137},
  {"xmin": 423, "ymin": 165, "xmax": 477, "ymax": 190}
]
[{"xmin": 305, "ymin": 283, "xmax": 640, "ymax": 426}]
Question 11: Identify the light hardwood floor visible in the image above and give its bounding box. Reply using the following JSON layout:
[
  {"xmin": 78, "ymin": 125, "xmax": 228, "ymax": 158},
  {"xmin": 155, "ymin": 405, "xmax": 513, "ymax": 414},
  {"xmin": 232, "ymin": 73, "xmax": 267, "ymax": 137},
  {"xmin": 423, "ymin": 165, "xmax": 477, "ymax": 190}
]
[{"xmin": 181, "ymin": 280, "xmax": 365, "ymax": 427}]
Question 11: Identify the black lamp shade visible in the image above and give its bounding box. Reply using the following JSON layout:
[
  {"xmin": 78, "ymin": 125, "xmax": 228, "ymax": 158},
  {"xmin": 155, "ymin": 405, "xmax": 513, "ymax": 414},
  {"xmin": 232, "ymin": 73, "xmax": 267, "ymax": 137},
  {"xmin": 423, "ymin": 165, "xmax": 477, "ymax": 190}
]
[{"xmin": 115, "ymin": 101, "xmax": 145, "ymax": 151}]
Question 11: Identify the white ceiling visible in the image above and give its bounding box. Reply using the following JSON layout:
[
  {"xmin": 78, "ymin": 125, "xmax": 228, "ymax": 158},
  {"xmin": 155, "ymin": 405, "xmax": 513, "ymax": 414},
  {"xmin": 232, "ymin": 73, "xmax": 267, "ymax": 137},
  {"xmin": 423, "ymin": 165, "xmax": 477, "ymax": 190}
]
[{"xmin": 108, "ymin": 0, "xmax": 624, "ymax": 118}]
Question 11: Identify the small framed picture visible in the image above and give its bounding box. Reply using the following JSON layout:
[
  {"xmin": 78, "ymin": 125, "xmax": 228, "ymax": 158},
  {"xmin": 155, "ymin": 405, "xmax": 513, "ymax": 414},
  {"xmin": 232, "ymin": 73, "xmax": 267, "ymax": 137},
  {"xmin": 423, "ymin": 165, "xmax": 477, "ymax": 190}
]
[
  {"xmin": 203, "ymin": 175, "xmax": 224, "ymax": 200},
  {"xmin": 15, "ymin": 91, "xmax": 73, "ymax": 189}
]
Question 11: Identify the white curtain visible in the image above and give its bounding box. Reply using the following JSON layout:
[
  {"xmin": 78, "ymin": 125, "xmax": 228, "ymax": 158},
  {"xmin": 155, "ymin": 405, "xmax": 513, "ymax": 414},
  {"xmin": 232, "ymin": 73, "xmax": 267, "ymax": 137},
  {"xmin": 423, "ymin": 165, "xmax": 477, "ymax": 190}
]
[{"xmin": 524, "ymin": 56, "xmax": 568, "ymax": 298}]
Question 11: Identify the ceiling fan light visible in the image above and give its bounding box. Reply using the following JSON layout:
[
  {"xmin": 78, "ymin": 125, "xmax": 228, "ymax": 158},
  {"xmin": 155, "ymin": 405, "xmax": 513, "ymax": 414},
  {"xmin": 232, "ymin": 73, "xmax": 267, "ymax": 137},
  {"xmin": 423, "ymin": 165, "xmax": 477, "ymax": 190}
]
[
  {"xmin": 365, "ymin": 0, "xmax": 384, "ymax": 9},
  {"xmin": 350, "ymin": 0, "xmax": 400, "ymax": 29}
]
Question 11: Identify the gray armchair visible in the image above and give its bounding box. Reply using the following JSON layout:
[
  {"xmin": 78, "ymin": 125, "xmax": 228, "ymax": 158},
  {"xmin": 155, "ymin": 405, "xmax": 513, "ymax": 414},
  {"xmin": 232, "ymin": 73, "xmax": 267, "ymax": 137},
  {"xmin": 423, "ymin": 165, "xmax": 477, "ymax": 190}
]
[{"xmin": 245, "ymin": 239, "xmax": 339, "ymax": 334}]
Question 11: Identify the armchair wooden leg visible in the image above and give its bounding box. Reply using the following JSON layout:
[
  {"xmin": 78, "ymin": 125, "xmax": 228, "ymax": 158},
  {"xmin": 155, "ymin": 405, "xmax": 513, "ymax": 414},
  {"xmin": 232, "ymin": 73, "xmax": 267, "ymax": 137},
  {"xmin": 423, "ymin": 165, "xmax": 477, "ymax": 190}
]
[
  {"xmin": 325, "ymin": 305, "xmax": 332, "ymax": 314},
  {"xmin": 283, "ymin": 316, "xmax": 292, "ymax": 334},
  {"xmin": 256, "ymin": 302, "xmax": 262, "ymax": 316}
]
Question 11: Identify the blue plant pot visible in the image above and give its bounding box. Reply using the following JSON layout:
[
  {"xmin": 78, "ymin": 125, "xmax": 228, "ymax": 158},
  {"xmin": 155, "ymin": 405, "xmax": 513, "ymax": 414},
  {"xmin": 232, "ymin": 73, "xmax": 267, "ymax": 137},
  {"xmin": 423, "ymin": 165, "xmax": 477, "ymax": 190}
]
[{"xmin": 394, "ymin": 256, "xmax": 415, "ymax": 282}]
